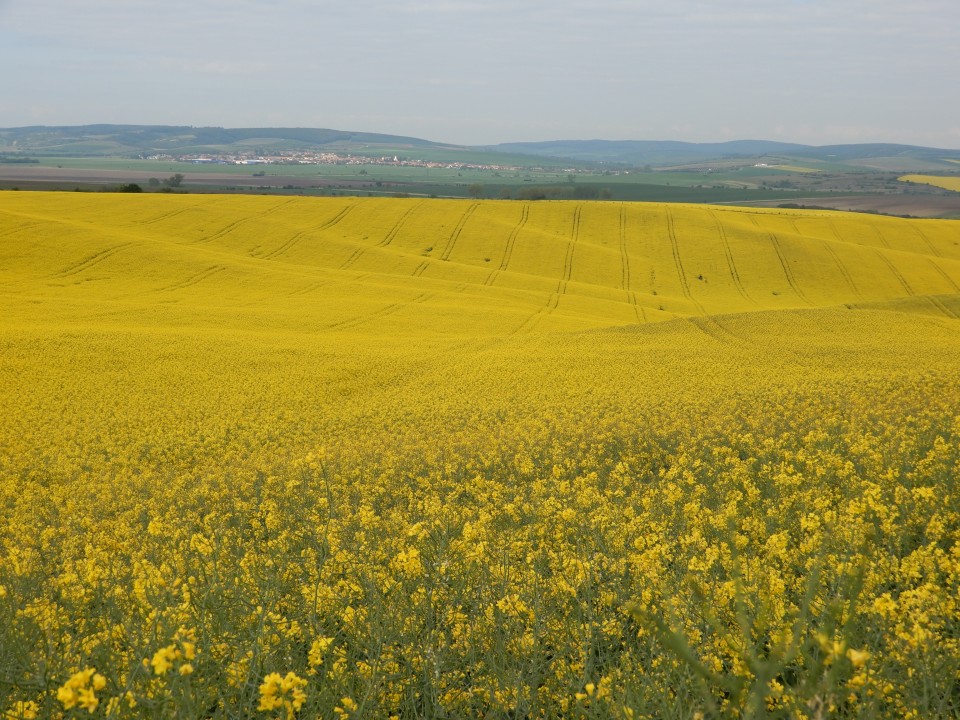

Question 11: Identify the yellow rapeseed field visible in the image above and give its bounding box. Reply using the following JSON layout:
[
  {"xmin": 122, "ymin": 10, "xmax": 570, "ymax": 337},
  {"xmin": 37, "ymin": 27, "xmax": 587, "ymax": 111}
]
[
  {"xmin": 1, "ymin": 192, "xmax": 960, "ymax": 718},
  {"xmin": 899, "ymin": 174, "xmax": 960, "ymax": 193}
]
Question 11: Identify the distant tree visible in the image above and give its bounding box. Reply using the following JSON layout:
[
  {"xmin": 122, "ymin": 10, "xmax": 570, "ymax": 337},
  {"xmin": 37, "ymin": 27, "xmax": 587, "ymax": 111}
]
[
  {"xmin": 120, "ymin": 183, "xmax": 143, "ymax": 193},
  {"xmin": 572, "ymin": 185, "xmax": 600, "ymax": 200},
  {"xmin": 148, "ymin": 177, "xmax": 160, "ymax": 188},
  {"xmin": 164, "ymin": 173, "xmax": 185, "ymax": 188},
  {"xmin": 516, "ymin": 187, "xmax": 548, "ymax": 201},
  {"xmin": 468, "ymin": 183, "xmax": 484, "ymax": 198}
]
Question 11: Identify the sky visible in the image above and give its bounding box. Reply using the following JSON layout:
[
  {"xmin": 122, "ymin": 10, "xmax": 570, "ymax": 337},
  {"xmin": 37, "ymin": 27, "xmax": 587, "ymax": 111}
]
[{"xmin": 1, "ymin": 0, "xmax": 958, "ymax": 147}]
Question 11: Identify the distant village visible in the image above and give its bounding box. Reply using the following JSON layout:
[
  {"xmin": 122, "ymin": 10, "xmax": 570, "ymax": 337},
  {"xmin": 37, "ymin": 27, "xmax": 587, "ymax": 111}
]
[{"xmin": 145, "ymin": 150, "xmax": 525, "ymax": 172}]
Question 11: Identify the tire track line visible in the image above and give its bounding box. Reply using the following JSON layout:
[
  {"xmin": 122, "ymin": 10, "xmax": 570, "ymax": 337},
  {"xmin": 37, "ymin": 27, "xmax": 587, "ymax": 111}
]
[
  {"xmin": 338, "ymin": 247, "xmax": 365, "ymax": 271},
  {"xmin": 871, "ymin": 224, "xmax": 891, "ymax": 250},
  {"xmin": 619, "ymin": 204, "xmax": 644, "ymax": 323},
  {"xmin": 873, "ymin": 248, "xmax": 914, "ymax": 296},
  {"xmin": 53, "ymin": 243, "xmax": 134, "ymax": 278},
  {"xmin": 0, "ymin": 221, "xmax": 41, "ymax": 239},
  {"xmin": 259, "ymin": 198, "xmax": 299, "ymax": 217},
  {"xmin": 325, "ymin": 292, "xmax": 434, "ymax": 331},
  {"xmin": 158, "ymin": 265, "xmax": 226, "ymax": 292},
  {"xmin": 821, "ymin": 241, "xmax": 862, "ymax": 298},
  {"xmin": 911, "ymin": 225, "xmax": 942, "ymax": 258},
  {"xmin": 925, "ymin": 257, "xmax": 960, "ymax": 293},
  {"xmin": 193, "ymin": 217, "xmax": 249, "ymax": 245},
  {"xmin": 139, "ymin": 207, "xmax": 192, "ymax": 226},
  {"xmin": 376, "ymin": 200, "xmax": 425, "ymax": 248},
  {"xmin": 412, "ymin": 260, "xmax": 430, "ymax": 277},
  {"xmin": 768, "ymin": 233, "xmax": 811, "ymax": 304},
  {"xmin": 927, "ymin": 295, "xmax": 960, "ymax": 320},
  {"xmin": 688, "ymin": 316, "xmax": 740, "ymax": 345},
  {"xmin": 440, "ymin": 202, "xmax": 479, "ymax": 261},
  {"xmin": 192, "ymin": 200, "xmax": 297, "ymax": 245},
  {"xmin": 339, "ymin": 201, "xmax": 424, "ymax": 271},
  {"xmin": 484, "ymin": 204, "xmax": 529, "ymax": 286},
  {"xmin": 259, "ymin": 203, "xmax": 356, "ymax": 261},
  {"xmin": 510, "ymin": 306, "xmax": 548, "ymax": 336},
  {"xmin": 710, "ymin": 210, "xmax": 751, "ymax": 303},
  {"xmin": 539, "ymin": 204, "xmax": 582, "ymax": 323},
  {"xmin": 666, "ymin": 208, "xmax": 706, "ymax": 314},
  {"xmin": 288, "ymin": 281, "xmax": 328, "ymax": 298},
  {"xmin": 554, "ymin": 204, "xmax": 580, "ymax": 297}
]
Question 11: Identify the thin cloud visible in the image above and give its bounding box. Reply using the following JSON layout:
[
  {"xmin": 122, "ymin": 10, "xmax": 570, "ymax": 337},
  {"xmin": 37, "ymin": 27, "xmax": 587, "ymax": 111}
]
[{"xmin": 0, "ymin": 0, "xmax": 957, "ymax": 146}]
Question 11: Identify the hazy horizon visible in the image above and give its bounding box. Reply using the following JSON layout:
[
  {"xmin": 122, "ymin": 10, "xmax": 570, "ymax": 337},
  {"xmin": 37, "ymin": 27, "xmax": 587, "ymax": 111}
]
[{"xmin": 2, "ymin": 0, "xmax": 959, "ymax": 149}]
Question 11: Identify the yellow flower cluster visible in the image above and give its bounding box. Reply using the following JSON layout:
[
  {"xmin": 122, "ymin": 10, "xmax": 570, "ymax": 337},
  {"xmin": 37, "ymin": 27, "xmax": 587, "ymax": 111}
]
[
  {"xmin": 56, "ymin": 668, "xmax": 106, "ymax": 713},
  {"xmin": 150, "ymin": 627, "xmax": 197, "ymax": 676},
  {"xmin": 2, "ymin": 701, "xmax": 38, "ymax": 720},
  {"xmin": 258, "ymin": 672, "xmax": 307, "ymax": 719}
]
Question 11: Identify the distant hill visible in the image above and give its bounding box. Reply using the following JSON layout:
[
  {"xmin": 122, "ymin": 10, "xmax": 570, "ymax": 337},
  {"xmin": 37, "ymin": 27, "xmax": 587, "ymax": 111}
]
[
  {"xmin": 485, "ymin": 139, "xmax": 960, "ymax": 170},
  {"xmin": 0, "ymin": 124, "xmax": 453, "ymax": 157},
  {"xmin": 485, "ymin": 139, "xmax": 811, "ymax": 165},
  {"xmin": 2, "ymin": 125, "xmax": 960, "ymax": 171}
]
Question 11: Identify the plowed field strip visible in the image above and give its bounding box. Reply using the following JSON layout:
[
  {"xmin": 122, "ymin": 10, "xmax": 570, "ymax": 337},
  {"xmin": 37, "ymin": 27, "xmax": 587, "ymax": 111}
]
[
  {"xmin": 440, "ymin": 203, "xmax": 479, "ymax": 261},
  {"xmin": 53, "ymin": 243, "xmax": 134, "ymax": 278}
]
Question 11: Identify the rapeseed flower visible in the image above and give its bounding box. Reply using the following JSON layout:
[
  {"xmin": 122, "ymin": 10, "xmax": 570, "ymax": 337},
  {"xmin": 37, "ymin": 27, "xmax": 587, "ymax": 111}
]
[{"xmin": 258, "ymin": 672, "xmax": 307, "ymax": 718}]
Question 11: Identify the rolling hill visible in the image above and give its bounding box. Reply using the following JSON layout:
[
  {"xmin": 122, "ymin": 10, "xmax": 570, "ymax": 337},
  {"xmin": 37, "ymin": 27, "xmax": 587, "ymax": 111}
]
[
  {"xmin": 3, "ymin": 193, "xmax": 959, "ymax": 337},
  {"xmin": 0, "ymin": 124, "xmax": 450, "ymax": 157},
  {"xmin": 3, "ymin": 192, "xmax": 960, "ymax": 716}
]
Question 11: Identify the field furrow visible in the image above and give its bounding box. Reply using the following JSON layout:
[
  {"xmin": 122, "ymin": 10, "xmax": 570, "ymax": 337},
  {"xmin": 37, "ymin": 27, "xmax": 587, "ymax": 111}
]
[
  {"xmin": 52, "ymin": 242, "xmax": 134, "ymax": 278},
  {"xmin": 710, "ymin": 210, "xmax": 752, "ymax": 304},
  {"xmin": 874, "ymin": 248, "xmax": 915, "ymax": 296},
  {"xmin": 440, "ymin": 202, "xmax": 480, "ymax": 261},
  {"xmin": 768, "ymin": 233, "xmax": 812, "ymax": 304}
]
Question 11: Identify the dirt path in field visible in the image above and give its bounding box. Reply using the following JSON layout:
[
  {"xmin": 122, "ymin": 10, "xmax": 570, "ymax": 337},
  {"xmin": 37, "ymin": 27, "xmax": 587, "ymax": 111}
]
[{"xmin": 728, "ymin": 194, "xmax": 960, "ymax": 218}]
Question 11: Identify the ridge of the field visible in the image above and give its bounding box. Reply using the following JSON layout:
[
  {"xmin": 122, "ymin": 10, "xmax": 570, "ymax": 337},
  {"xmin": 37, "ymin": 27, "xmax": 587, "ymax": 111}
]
[{"xmin": 2, "ymin": 191, "xmax": 960, "ymax": 338}]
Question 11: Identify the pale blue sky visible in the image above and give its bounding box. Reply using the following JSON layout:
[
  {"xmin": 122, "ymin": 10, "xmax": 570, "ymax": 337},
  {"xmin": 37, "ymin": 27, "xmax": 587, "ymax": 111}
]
[{"xmin": 1, "ymin": 0, "xmax": 958, "ymax": 147}]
